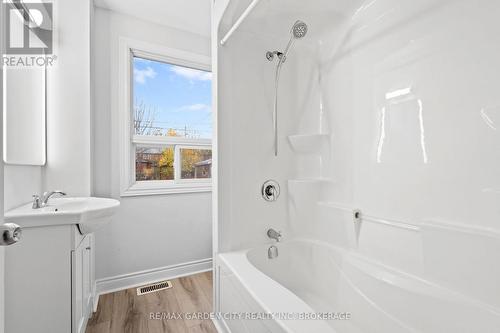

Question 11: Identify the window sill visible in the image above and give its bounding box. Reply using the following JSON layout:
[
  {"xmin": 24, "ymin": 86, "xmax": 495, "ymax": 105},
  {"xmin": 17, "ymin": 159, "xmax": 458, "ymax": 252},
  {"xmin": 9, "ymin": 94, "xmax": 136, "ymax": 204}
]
[{"xmin": 121, "ymin": 182, "xmax": 212, "ymax": 197}]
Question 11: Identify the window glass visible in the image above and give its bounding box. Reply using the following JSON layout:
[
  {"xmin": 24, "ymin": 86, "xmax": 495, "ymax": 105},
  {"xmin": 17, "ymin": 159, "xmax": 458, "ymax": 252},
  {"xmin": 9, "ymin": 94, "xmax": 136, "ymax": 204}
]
[
  {"xmin": 135, "ymin": 146, "xmax": 174, "ymax": 181},
  {"xmin": 133, "ymin": 56, "xmax": 212, "ymax": 139},
  {"xmin": 180, "ymin": 148, "xmax": 212, "ymax": 179}
]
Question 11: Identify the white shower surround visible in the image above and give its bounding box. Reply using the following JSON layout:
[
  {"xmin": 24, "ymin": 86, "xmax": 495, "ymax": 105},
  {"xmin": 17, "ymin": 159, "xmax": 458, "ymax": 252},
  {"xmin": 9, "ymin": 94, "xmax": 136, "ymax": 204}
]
[{"xmin": 213, "ymin": 0, "xmax": 500, "ymax": 332}]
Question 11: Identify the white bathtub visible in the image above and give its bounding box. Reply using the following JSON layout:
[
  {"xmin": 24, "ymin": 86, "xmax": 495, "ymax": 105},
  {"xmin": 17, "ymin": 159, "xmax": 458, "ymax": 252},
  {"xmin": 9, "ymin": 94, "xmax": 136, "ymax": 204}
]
[{"xmin": 217, "ymin": 239, "xmax": 500, "ymax": 333}]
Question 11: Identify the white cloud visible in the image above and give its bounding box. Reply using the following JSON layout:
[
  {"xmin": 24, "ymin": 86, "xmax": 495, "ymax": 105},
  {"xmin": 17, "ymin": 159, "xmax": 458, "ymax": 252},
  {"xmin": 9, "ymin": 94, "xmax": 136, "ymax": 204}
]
[
  {"xmin": 170, "ymin": 66, "xmax": 212, "ymax": 82},
  {"xmin": 134, "ymin": 66, "xmax": 157, "ymax": 84},
  {"xmin": 177, "ymin": 103, "xmax": 211, "ymax": 112}
]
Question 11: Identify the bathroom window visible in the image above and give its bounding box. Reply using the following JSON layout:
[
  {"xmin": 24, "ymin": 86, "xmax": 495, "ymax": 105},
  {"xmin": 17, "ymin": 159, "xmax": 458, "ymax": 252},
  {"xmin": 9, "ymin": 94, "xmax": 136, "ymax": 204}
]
[{"xmin": 121, "ymin": 47, "xmax": 212, "ymax": 196}]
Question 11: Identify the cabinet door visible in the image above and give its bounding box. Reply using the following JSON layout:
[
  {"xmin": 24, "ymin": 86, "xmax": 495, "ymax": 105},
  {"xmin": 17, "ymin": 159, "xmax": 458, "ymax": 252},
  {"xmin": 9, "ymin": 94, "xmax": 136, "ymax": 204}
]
[
  {"xmin": 72, "ymin": 239, "xmax": 83, "ymax": 333},
  {"xmin": 82, "ymin": 235, "xmax": 92, "ymax": 317},
  {"xmin": 72, "ymin": 235, "xmax": 92, "ymax": 333}
]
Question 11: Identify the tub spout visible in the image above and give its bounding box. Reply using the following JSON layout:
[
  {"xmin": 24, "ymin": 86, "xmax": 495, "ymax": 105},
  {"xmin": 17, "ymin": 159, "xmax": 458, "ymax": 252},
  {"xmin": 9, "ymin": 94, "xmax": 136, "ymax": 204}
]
[{"xmin": 268, "ymin": 245, "xmax": 278, "ymax": 259}]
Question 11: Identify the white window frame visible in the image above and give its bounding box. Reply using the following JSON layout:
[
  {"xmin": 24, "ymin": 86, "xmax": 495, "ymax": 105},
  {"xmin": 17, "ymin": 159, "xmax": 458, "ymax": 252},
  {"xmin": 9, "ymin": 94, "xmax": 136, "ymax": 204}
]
[{"xmin": 117, "ymin": 38, "xmax": 212, "ymax": 196}]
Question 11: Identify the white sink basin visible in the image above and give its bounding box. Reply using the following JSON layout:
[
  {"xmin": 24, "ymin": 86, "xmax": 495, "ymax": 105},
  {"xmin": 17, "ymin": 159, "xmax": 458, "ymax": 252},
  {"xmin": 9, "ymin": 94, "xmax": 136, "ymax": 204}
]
[{"xmin": 4, "ymin": 197, "xmax": 120, "ymax": 234}]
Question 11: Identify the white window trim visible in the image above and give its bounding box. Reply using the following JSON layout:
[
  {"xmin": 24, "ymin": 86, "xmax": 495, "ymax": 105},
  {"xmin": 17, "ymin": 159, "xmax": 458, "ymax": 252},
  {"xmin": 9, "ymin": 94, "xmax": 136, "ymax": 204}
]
[{"xmin": 117, "ymin": 37, "xmax": 212, "ymax": 197}]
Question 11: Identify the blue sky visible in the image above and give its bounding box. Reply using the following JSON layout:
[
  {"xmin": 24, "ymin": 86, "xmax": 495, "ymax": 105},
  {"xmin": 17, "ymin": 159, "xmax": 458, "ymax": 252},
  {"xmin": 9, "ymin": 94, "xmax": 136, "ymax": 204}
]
[{"xmin": 133, "ymin": 56, "xmax": 212, "ymax": 138}]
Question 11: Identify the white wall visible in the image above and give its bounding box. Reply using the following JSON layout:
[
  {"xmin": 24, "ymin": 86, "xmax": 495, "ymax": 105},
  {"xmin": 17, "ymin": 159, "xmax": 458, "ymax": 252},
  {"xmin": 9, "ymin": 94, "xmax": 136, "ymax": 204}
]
[
  {"xmin": 4, "ymin": 166, "xmax": 42, "ymax": 210},
  {"xmin": 44, "ymin": 0, "xmax": 91, "ymax": 196},
  {"xmin": 92, "ymin": 8, "xmax": 212, "ymax": 282},
  {"xmin": 3, "ymin": 0, "xmax": 91, "ymax": 212}
]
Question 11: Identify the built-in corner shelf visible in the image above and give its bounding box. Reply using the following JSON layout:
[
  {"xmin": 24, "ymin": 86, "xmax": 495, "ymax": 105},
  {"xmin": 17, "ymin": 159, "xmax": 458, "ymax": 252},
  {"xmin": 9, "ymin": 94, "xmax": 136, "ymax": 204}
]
[{"xmin": 288, "ymin": 133, "xmax": 330, "ymax": 154}]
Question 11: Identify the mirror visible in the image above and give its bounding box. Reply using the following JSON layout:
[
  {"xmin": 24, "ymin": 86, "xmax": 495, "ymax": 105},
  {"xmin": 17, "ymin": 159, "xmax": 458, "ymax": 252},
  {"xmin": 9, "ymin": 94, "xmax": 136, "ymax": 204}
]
[
  {"xmin": 2, "ymin": 64, "xmax": 46, "ymax": 165},
  {"xmin": 1, "ymin": 0, "xmax": 49, "ymax": 166}
]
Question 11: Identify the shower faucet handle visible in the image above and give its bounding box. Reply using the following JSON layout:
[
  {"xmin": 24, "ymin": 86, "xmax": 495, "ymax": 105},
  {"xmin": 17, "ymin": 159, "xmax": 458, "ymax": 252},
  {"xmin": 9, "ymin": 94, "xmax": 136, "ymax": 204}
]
[{"xmin": 262, "ymin": 180, "xmax": 280, "ymax": 202}]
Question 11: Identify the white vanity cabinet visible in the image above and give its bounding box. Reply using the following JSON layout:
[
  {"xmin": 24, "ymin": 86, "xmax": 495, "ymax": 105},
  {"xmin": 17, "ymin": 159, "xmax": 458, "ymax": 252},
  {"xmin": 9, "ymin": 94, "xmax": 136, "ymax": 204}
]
[
  {"xmin": 4, "ymin": 225, "xmax": 95, "ymax": 333},
  {"xmin": 4, "ymin": 196, "xmax": 119, "ymax": 333}
]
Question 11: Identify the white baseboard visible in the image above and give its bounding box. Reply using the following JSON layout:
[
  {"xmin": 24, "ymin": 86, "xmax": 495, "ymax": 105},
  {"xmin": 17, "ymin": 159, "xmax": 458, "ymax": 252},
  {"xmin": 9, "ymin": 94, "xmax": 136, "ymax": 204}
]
[
  {"xmin": 91, "ymin": 282, "xmax": 98, "ymax": 312},
  {"xmin": 92, "ymin": 294, "xmax": 99, "ymax": 313},
  {"xmin": 95, "ymin": 258, "xmax": 212, "ymax": 297}
]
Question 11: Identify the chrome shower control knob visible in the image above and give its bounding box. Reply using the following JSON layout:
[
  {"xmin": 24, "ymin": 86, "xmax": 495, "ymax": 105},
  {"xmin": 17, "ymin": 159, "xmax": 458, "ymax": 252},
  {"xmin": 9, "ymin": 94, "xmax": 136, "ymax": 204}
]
[{"xmin": 262, "ymin": 180, "xmax": 280, "ymax": 202}]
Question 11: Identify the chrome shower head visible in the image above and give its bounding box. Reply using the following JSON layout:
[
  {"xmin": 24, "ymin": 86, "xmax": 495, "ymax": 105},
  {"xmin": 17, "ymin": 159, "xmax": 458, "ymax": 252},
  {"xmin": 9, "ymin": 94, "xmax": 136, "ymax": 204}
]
[
  {"xmin": 291, "ymin": 20, "xmax": 308, "ymax": 39},
  {"xmin": 280, "ymin": 20, "xmax": 307, "ymax": 59},
  {"xmin": 266, "ymin": 20, "xmax": 308, "ymax": 63}
]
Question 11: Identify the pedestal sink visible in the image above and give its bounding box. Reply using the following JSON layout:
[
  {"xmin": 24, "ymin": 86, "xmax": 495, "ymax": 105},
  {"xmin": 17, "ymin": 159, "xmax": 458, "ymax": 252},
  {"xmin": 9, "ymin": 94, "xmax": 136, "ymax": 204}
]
[{"xmin": 4, "ymin": 197, "xmax": 120, "ymax": 234}]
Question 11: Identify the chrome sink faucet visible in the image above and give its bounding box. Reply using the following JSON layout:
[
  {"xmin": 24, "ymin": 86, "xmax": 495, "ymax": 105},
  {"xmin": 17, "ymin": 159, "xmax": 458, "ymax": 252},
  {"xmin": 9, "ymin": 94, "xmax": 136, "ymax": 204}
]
[
  {"xmin": 267, "ymin": 228, "xmax": 282, "ymax": 242},
  {"xmin": 32, "ymin": 191, "xmax": 66, "ymax": 209}
]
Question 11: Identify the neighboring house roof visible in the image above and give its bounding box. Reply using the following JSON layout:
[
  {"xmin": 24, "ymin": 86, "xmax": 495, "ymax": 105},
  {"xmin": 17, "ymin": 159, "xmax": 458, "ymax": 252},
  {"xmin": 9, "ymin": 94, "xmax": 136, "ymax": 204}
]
[{"xmin": 194, "ymin": 159, "xmax": 212, "ymax": 167}]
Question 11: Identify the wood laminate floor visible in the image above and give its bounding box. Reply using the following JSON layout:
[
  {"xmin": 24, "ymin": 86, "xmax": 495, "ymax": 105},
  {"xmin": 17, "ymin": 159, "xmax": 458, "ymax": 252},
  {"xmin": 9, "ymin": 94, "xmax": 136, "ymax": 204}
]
[{"xmin": 86, "ymin": 271, "xmax": 217, "ymax": 333}]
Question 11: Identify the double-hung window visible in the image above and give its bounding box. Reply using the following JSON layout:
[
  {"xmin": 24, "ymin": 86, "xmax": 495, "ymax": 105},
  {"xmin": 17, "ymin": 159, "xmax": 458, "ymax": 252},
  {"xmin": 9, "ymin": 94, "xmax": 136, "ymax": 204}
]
[{"xmin": 122, "ymin": 46, "xmax": 212, "ymax": 196}]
